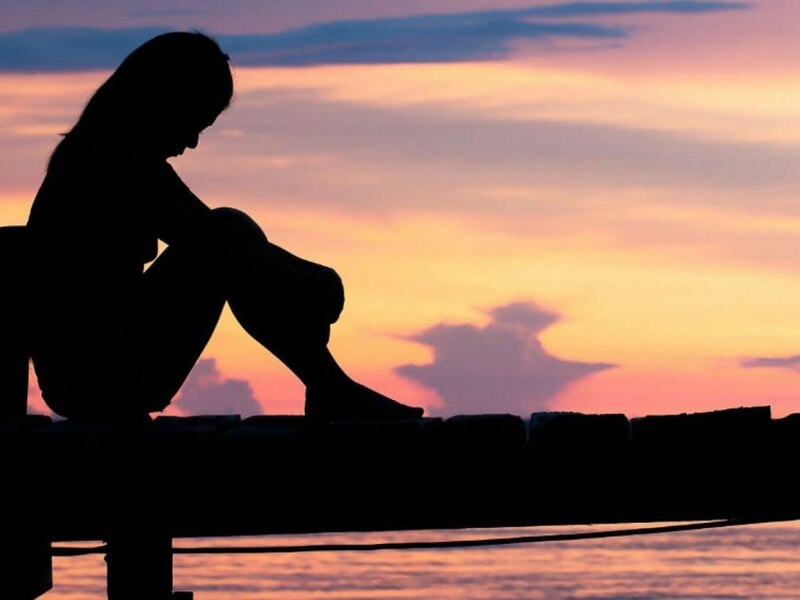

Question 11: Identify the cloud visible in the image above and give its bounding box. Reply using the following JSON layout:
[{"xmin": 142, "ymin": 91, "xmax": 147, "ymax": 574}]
[
  {"xmin": 185, "ymin": 89, "xmax": 799, "ymax": 211},
  {"xmin": 221, "ymin": 14, "xmax": 625, "ymax": 68},
  {"xmin": 0, "ymin": 27, "xmax": 169, "ymax": 72},
  {"xmin": 128, "ymin": 8, "xmax": 212, "ymax": 19},
  {"xmin": 0, "ymin": 2, "xmax": 749, "ymax": 72},
  {"xmin": 522, "ymin": 1, "xmax": 750, "ymax": 18},
  {"xmin": 174, "ymin": 357, "xmax": 262, "ymax": 417},
  {"xmin": 741, "ymin": 355, "xmax": 800, "ymax": 371},
  {"xmin": 396, "ymin": 301, "xmax": 615, "ymax": 416}
]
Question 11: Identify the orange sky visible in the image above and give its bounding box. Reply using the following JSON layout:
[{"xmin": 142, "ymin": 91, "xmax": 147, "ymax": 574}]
[{"xmin": 2, "ymin": 1, "xmax": 799, "ymax": 418}]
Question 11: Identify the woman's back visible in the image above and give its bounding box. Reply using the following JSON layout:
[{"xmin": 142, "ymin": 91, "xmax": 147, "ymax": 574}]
[{"xmin": 28, "ymin": 136, "xmax": 160, "ymax": 322}]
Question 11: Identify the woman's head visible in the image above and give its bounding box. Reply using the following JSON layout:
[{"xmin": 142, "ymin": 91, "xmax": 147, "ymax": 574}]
[{"xmin": 68, "ymin": 31, "xmax": 233, "ymax": 157}]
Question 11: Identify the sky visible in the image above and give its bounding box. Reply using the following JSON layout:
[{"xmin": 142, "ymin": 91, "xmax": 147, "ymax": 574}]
[{"xmin": 1, "ymin": 0, "xmax": 799, "ymax": 419}]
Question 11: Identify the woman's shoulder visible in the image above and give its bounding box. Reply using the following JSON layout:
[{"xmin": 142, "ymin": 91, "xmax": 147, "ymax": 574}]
[
  {"xmin": 46, "ymin": 135, "xmax": 118, "ymax": 182},
  {"xmin": 49, "ymin": 136, "xmax": 181, "ymax": 192},
  {"xmin": 51, "ymin": 133, "xmax": 167, "ymax": 167}
]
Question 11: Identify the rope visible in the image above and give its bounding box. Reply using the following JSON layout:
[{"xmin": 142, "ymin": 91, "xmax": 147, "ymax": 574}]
[{"xmin": 50, "ymin": 516, "xmax": 798, "ymax": 557}]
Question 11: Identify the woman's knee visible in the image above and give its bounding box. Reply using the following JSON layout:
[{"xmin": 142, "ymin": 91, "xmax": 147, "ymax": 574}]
[{"xmin": 209, "ymin": 207, "xmax": 268, "ymax": 244}]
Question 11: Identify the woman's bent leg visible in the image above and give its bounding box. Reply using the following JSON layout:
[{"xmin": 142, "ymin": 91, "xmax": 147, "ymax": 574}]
[
  {"xmin": 36, "ymin": 206, "xmax": 422, "ymax": 421},
  {"xmin": 30, "ymin": 243, "xmax": 226, "ymax": 421},
  {"xmin": 208, "ymin": 208, "xmax": 423, "ymax": 420},
  {"xmin": 138, "ymin": 244, "xmax": 228, "ymax": 410}
]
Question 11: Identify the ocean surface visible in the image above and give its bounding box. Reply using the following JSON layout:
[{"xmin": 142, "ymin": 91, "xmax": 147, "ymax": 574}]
[{"xmin": 47, "ymin": 522, "xmax": 800, "ymax": 599}]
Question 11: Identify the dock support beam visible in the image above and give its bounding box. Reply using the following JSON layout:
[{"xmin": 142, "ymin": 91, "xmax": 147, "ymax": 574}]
[
  {"xmin": 106, "ymin": 532, "xmax": 192, "ymax": 600},
  {"xmin": 1, "ymin": 533, "xmax": 52, "ymax": 599}
]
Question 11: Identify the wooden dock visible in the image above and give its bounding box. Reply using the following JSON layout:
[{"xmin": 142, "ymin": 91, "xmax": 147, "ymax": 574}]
[{"xmin": 2, "ymin": 405, "xmax": 799, "ymax": 599}]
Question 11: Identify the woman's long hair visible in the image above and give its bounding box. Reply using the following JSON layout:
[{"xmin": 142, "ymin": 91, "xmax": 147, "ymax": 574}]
[{"xmin": 53, "ymin": 31, "xmax": 233, "ymax": 162}]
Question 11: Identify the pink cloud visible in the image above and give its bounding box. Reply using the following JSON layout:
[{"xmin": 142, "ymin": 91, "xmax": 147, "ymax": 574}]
[
  {"xmin": 174, "ymin": 357, "xmax": 262, "ymax": 417},
  {"xmin": 397, "ymin": 301, "xmax": 615, "ymax": 416}
]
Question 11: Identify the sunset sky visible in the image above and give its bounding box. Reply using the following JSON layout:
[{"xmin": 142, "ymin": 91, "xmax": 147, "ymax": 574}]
[{"xmin": 2, "ymin": 0, "xmax": 799, "ymax": 419}]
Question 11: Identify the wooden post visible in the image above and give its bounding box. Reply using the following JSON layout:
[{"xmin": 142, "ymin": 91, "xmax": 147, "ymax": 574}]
[
  {"xmin": 1, "ymin": 227, "xmax": 51, "ymax": 598},
  {"xmin": 106, "ymin": 532, "xmax": 191, "ymax": 600},
  {"xmin": 0, "ymin": 226, "xmax": 30, "ymax": 419},
  {"xmin": 0, "ymin": 533, "xmax": 52, "ymax": 599},
  {"xmin": 0, "ymin": 344, "xmax": 28, "ymax": 419}
]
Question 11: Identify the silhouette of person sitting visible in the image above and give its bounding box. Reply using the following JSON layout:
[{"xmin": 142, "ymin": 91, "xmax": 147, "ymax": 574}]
[{"xmin": 26, "ymin": 31, "xmax": 424, "ymax": 423}]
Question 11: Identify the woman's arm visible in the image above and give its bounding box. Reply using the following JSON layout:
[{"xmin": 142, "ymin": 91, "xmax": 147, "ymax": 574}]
[
  {"xmin": 151, "ymin": 162, "xmax": 344, "ymax": 323},
  {"xmin": 150, "ymin": 161, "xmax": 213, "ymax": 247}
]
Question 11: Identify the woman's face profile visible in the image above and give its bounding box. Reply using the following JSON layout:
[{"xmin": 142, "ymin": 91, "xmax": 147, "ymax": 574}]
[{"xmin": 157, "ymin": 107, "xmax": 219, "ymax": 159}]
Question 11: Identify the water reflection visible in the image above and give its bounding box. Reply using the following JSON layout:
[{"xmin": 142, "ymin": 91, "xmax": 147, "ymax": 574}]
[{"xmin": 49, "ymin": 523, "xmax": 800, "ymax": 599}]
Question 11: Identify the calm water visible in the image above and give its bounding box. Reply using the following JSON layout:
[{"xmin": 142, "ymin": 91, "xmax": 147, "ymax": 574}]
[{"xmin": 48, "ymin": 523, "xmax": 800, "ymax": 599}]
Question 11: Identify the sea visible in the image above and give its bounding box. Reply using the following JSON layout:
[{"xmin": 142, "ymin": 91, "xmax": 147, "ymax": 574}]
[{"xmin": 48, "ymin": 521, "xmax": 800, "ymax": 599}]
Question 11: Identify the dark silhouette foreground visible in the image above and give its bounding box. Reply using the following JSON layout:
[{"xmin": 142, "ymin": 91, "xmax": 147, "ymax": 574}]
[
  {"xmin": 24, "ymin": 32, "xmax": 423, "ymax": 422},
  {"xmin": 1, "ymin": 406, "xmax": 793, "ymax": 599}
]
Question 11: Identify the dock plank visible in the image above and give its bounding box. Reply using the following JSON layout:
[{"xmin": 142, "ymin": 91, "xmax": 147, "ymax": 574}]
[{"xmin": 1, "ymin": 406, "xmax": 798, "ymax": 541}]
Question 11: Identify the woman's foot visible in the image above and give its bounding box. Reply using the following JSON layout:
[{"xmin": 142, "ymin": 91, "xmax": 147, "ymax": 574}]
[{"xmin": 305, "ymin": 380, "xmax": 424, "ymax": 421}]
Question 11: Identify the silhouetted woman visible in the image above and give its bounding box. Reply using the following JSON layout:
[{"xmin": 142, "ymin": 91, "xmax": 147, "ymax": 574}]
[{"xmin": 27, "ymin": 31, "xmax": 423, "ymax": 422}]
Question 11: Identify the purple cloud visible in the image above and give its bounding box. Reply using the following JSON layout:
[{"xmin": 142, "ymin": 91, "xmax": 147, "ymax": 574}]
[
  {"xmin": 396, "ymin": 301, "xmax": 615, "ymax": 416},
  {"xmin": 741, "ymin": 355, "xmax": 800, "ymax": 371},
  {"xmin": 174, "ymin": 358, "xmax": 262, "ymax": 417},
  {"xmin": 0, "ymin": 2, "xmax": 750, "ymax": 72}
]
